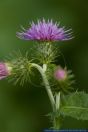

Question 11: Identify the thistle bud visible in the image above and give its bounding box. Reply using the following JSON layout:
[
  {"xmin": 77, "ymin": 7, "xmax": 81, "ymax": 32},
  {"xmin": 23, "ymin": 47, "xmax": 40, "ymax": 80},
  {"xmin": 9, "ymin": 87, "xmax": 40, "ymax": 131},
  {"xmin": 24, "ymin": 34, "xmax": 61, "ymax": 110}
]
[
  {"xmin": 54, "ymin": 66, "xmax": 67, "ymax": 81},
  {"xmin": 0, "ymin": 62, "xmax": 12, "ymax": 80}
]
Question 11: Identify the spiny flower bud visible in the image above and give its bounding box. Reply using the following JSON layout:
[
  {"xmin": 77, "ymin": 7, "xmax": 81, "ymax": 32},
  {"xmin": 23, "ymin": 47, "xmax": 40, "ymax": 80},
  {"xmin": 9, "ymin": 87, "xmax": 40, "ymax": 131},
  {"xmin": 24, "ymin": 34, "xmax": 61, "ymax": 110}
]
[
  {"xmin": 0, "ymin": 62, "xmax": 12, "ymax": 80},
  {"xmin": 53, "ymin": 66, "xmax": 75, "ymax": 93},
  {"xmin": 54, "ymin": 66, "xmax": 67, "ymax": 81}
]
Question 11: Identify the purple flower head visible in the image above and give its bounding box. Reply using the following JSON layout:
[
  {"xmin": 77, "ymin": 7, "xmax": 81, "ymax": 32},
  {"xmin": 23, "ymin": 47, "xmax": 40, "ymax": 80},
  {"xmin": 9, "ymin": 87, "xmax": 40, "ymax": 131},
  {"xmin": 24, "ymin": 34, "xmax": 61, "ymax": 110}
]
[
  {"xmin": 17, "ymin": 19, "xmax": 73, "ymax": 42},
  {"xmin": 54, "ymin": 66, "xmax": 67, "ymax": 81},
  {"xmin": 0, "ymin": 63, "xmax": 10, "ymax": 80}
]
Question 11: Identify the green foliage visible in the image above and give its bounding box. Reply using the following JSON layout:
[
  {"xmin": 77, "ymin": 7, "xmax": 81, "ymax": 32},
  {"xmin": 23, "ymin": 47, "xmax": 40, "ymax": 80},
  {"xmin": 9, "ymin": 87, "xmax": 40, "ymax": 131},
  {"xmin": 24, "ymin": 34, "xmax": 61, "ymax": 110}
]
[{"xmin": 59, "ymin": 92, "xmax": 88, "ymax": 120}]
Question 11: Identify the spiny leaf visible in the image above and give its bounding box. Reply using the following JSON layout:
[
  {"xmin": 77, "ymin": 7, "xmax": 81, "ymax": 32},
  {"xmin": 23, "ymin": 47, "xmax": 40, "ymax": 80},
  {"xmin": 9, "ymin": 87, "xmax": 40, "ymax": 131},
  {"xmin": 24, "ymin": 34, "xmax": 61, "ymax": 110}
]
[{"xmin": 59, "ymin": 92, "xmax": 88, "ymax": 120}]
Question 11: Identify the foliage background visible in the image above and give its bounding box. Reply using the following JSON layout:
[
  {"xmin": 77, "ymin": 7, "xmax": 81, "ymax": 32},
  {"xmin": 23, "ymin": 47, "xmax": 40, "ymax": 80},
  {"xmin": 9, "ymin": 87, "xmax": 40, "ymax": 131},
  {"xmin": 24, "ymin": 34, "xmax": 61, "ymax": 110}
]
[{"xmin": 0, "ymin": 0, "xmax": 88, "ymax": 131}]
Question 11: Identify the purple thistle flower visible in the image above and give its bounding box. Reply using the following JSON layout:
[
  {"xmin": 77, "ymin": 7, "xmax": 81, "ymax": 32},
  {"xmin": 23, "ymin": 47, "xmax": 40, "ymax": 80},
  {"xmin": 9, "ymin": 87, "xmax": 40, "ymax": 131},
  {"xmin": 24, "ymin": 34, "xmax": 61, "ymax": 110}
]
[
  {"xmin": 54, "ymin": 67, "xmax": 67, "ymax": 81},
  {"xmin": 17, "ymin": 19, "xmax": 73, "ymax": 42},
  {"xmin": 0, "ymin": 63, "xmax": 9, "ymax": 80}
]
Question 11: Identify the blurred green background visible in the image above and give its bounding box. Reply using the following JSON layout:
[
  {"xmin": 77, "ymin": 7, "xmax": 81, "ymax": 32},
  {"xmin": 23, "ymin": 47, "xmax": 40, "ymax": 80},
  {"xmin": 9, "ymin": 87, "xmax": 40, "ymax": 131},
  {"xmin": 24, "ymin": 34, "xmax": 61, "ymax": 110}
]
[{"xmin": 0, "ymin": 0, "xmax": 88, "ymax": 131}]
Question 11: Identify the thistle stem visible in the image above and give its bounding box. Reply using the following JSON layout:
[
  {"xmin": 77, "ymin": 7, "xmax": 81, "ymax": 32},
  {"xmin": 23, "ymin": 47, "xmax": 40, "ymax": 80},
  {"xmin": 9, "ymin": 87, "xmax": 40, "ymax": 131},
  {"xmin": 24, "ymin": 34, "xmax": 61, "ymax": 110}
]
[
  {"xmin": 56, "ymin": 92, "xmax": 60, "ymax": 110},
  {"xmin": 31, "ymin": 63, "xmax": 55, "ymax": 112},
  {"xmin": 53, "ymin": 92, "xmax": 61, "ymax": 130},
  {"xmin": 53, "ymin": 116, "xmax": 61, "ymax": 130},
  {"xmin": 43, "ymin": 64, "xmax": 47, "ymax": 72},
  {"xmin": 30, "ymin": 63, "xmax": 61, "ymax": 129}
]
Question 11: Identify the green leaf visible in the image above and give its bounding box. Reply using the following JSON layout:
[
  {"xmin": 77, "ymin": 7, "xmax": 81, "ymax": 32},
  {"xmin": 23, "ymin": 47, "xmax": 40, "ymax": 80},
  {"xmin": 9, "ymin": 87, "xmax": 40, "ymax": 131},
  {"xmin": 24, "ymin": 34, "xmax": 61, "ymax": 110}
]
[{"xmin": 60, "ymin": 92, "xmax": 88, "ymax": 120}]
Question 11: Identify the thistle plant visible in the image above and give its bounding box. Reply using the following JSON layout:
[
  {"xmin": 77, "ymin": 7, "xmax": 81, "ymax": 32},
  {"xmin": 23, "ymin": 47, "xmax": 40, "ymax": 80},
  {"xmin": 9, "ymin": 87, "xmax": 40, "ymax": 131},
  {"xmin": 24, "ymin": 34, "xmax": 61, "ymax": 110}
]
[{"xmin": 0, "ymin": 19, "xmax": 88, "ymax": 130}]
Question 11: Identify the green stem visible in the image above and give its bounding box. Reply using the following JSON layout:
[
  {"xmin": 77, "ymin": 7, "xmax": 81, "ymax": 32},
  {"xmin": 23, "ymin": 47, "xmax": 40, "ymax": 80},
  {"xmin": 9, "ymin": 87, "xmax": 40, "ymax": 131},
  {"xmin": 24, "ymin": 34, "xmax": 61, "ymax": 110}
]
[
  {"xmin": 53, "ymin": 116, "xmax": 62, "ymax": 130},
  {"xmin": 56, "ymin": 92, "xmax": 60, "ymax": 111},
  {"xmin": 30, "ymin": 63, "xmax": 61, "ymax": 129},
  {"xmin": 31, "ymin": 63, "xmax": 55, "ymax": 112},
  {"xmin": 53, "ymin": 92, "xmax": 61, "ymax": 130}
]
